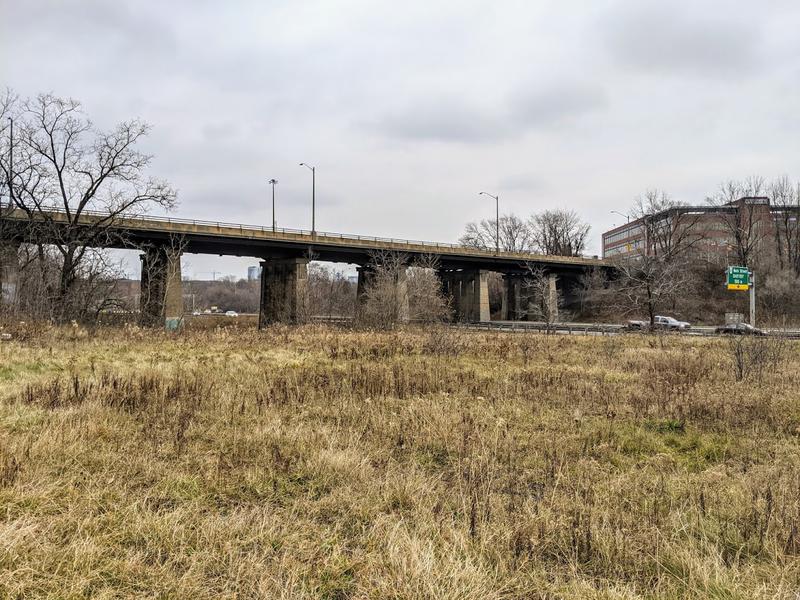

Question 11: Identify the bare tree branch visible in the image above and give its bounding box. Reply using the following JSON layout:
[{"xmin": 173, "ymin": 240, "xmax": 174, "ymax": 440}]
[
  {"xmin": 528, "ymin": 209, "xmax": 590, "ymax": 256},
  {"xmin": 0, "ymin": 90, "xmax": 177, "ymax": 322}
]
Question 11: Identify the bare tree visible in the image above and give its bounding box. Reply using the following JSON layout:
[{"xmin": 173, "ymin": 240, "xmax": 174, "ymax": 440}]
[
  {"xmin": 407, "ymin": 254, "xmax": 451, "ymax": 323},
  {"xmin": 768, "ymin": 176, "xmax": 800, "ymax": 274},
  {"xmin": 631, "ymin": 189, "xmax": 706, "ymax": 260},
  {"xmin": 0, "ymin": 91, "xmax": 176, "ymax": 322},
  {"xmin": 13, "ymin": 244, "xmax": 127, "ymax": 322},
  {"xmin": 528, "ymin": 209, "xmax": 589, "ymax": 256},
  {"xmin": 459, "ymin": 214, "xmax": 534, "ymax": 253},
  {"xmin": 359, "ymin": 250, "xmax": 409, "ymax": 328},
  {"xmin": 610, "ymin": 256, "xmax": 691, "ymax": 328},
  {"xmin": 576, "ymin": 268, "xmax": 611, "ymax": 319},
  {"xmin": 706, "ymin": 177, "xmax": 768, "ymax": 268},
  {"xmin": 522, "ymin": 265, "xmax": 562, "ymax": 331},
  {"xmin": 307, "ymin": 264, "xmax": 356, "ymax": 319},
  {"xmin": 599, "ymin": 190, "xmax": 707, "ymax": 325}
]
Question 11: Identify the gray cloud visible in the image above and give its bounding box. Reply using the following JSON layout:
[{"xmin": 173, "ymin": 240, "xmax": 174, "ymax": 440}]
[
  {"xmin": 368, "ymin": 100, "xmax": 503, "ymax": 143},
  {"xmin": 601, "ymin": 4, "xmax": 762, "ymax": 76},
  {"xmin": 496, "ymin": 174, "xmax": 547, "ymax": 193},
  {"xmin": 368, "ymin": 82, "xmax": 606, "ymax": 143},
  {"xmin": 510, "ymin": 82, "xmax": 607, "ymax": 128}
]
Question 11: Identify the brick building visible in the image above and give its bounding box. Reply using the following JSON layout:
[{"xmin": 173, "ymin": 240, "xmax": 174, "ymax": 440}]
[{"xmin": 602, "ymin": 197, "xmax": 793, "ymax": 265}]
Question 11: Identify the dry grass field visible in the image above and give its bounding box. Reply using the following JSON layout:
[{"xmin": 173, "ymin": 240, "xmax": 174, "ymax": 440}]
[{"xmin": 1, "ymin": 324, "xmax": 800, "ymax": 599}]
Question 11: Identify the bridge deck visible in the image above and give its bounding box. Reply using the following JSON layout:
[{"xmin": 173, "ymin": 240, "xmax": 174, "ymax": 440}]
[{"xmin": 1, "ymin": 207, "xmax": 608, "ymax": 270}]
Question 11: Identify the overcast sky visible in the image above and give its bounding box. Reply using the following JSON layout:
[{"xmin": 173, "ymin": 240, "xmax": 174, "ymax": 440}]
[{"xmin": 2, "ymin": 0, "xmax": 799, "ymax": 277}]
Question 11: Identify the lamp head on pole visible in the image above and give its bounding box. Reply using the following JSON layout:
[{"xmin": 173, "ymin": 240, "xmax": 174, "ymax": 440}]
[{"xmin": 268, "ymin": 178, "xmax": 278, "ymax": 185}]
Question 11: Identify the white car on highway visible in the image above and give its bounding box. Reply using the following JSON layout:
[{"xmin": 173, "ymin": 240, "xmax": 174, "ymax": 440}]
[
  {"xmin": 654, "ymin": 316, "xmax": 690, "ymax": 330},
  {"xmin": 627, "ymin": 315, "xmax": 690, "ymax": 331}
]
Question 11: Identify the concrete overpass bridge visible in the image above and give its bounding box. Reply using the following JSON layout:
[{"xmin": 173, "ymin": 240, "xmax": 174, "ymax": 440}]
[{"xmin": 0, "ymin": 207, "xmax": 609, "ymax": 327}]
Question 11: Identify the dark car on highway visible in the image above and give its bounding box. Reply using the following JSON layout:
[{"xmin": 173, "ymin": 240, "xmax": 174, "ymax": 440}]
[{"xmin": 714, "ymin": 322, "xmax": 765, "ymax": 336}]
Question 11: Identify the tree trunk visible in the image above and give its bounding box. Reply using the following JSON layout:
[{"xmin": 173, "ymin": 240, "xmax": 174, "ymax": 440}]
[{"xmin": 56, "ymin": 249, "xmax": 78, "ymax": 323}]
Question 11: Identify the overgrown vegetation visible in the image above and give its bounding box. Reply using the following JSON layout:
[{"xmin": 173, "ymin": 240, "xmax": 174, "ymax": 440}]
[{"xmin": 0, "ymin": 326, "xmax": 799, "ymax": 598}]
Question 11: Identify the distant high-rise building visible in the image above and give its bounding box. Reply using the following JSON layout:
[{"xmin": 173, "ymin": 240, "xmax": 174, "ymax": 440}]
[{"xmin": 247, "ymin": 265, "xmax": 261, "ymax": 281}]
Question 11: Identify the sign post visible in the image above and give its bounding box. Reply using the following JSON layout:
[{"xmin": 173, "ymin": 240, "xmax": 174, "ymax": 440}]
[{"xmin": 725, "ymin": 266, "xmax": 755, "ymax": 327}]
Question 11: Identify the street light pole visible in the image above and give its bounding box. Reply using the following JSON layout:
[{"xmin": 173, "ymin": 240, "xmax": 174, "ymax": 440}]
[
  {"xmin": 479, "ymin": 192, "xmax": 500, "ymax": 255},
  {"xmin": 6, "ymin": 117, "xmax": 13, "ymax": 207},
  {"xmin": 268, "ymin": 179, "xmax": 278, "ymax": 232},
  {"xmin": 610, "ymin": 210, "xmax": 630, "ymax": 223},
  {"xmin": 300, "ymin": 163, "xmax": 316, "ymax": 234}
]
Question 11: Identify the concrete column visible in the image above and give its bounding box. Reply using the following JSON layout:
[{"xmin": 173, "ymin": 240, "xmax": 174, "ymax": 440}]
[
  {"xmin": 139, "ymin": 246, "xmax": 183, "ymax": 329},
  {"xmin": 461, "ymin": 272, "xmax": 475, "ymax": 320},
  {"xmin": 0, "ymin": 241, "xmax": 20, "ymax": 308},
  {"xmin": 502, "ymin": 273, "xmax": 524, "ymax": 321},
  {"xmin": 258, "ymin": 257, "xmax": 309, "ymax": 327},
  {"xmin": 395, "ymin": 266, "xmax": 409, "ymax": 323},
  {"xmin": 476, "ymin": 270, "xmax": 490, "ymax": 322},
  {"xmin": 437, "ymin": 270, "xmax": 460, "ymax": 321},
  {"xmin": 447, "ymin": 269, "xmax": 490, "ymax": 322},
  {"xmin": 548, "ymin": 273, "xmax": 559, "ymax": 323},
  {"xmin": 356, "ymin": 265, "xmax": 374, "ymax": 305}
]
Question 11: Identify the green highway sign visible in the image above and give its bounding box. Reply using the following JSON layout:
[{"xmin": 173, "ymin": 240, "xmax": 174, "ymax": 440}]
[{"xmin": 727, "ymin": 266, "xmax": 750, "ymax": 291}]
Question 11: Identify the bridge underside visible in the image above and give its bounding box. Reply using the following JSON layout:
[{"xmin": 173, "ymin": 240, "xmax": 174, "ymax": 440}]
[{"xmin": 0, "ymin": 213, "xmax": 602, "ymax": 326}]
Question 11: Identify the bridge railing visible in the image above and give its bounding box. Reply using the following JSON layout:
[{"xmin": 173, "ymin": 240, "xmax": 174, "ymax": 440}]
[
  {"xmin": 0, "ymin": 201, "xmax": 472, "ymax": 249},
  {"xmin": 131, "ymin": 212, "xmax": 468, "ymax": 249}
]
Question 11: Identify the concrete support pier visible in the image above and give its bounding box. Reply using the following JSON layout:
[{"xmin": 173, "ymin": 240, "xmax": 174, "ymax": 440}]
[
  {"xmin": 0, "ymin": 241, "xmax": 20, "ymax": 308},
  {"xmin": 140, "ymin": 246, "xmax": 183, "ymax": 329},
  {"xmin": 438, "ymin": 269, "xmax": 460, "ymax": 319},
  {"xmin": 523, "ymin": 272, "xmax": 560, "ymax": 322},
  {"xmin": 395, "ymin": 267, "xmax": 410, "ymax": 323},
  {"xmin": 501, "ymin": 273, "xmax": 524, "ymax": 321},
  {"xmin": 258, "ymin": 257, "xmax": 309, "ymax": 327},
  {"xmin": 547, "ymin": 273, "xmax": 559, "ymax": 323},
  {"xmin": 356, "ymin": 265, "xmax": 374, "ymax": 305},
  {"xmin": 440, "ymin": 269, "xmax": 490, "ymax": 322}
]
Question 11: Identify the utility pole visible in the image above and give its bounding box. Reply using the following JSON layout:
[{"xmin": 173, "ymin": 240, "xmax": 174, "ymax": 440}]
[
  {"xmin": 749, "ymin": 270, "xmax": 756, "ymax": 327},
  {"xmin": 268, "ymin": 178, "xmax": 278, "ymax": 232}
]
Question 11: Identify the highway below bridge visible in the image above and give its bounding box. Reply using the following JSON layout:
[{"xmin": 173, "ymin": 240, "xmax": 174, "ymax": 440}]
[{"xmin": 0, "ymin": 207, "xmax": 610, "ymax": 328}]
